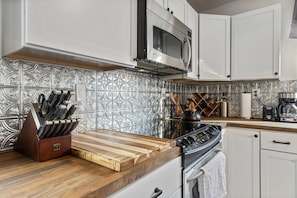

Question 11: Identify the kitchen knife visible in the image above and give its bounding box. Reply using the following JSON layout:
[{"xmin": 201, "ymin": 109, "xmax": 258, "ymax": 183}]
[
  {"xmin": 45, "ymin": 120, "xmax": 60, "ymax": 138},
  {"xmin": 60, "ymin": 119, "xmax": 72, "ymax": 136},
  {"xmin": 47, "ymin": 90, "xmax": 62, "ymax": 107},
  {"xmin": 38, "ymin": 121, "xmax": 53, "ymax": 139},
  {"xmin": 37, "ymin": 94, "xmax": 49, "ymax": 118},
  {"xmin": 50, "ymin": 104, "xmax": 67, "ymax": 120},
  {"xmin": 51, "ymin": 120, "xmax": 66, "ymax": 137},
  {"xmin": 68, "ymin": 118, "xmax": 81, "ymax": 134},
  {"xmin": 64, "ymin": 104, "xmax": 78, "ymax": 119},
  {"xmin": 63, "ymin": 119, "xmax": 81, "ymax": 135},
  {"xmin": 52, "ymin": 90, "xmax": 65, "ymax": 108},
  {"xmin": 62, "ymin": 100, "xmax": 71, "ymax": 106},
  {"xmin": 62, "ymin": 119, "xmax": 76, "ymax": 136},
  {"xmin": 63, "ymin": 90, "xmax": 75, "ymax": 101}
]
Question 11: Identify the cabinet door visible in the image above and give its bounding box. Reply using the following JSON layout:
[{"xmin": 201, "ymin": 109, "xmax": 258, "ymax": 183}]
[
  {"xmin": 0, "ymin": 0, "xmax": 2, "ymax": 57},
  {"xmin": 261, "ymin": 150, "xmax": 297, "ymax": 198},
  {"xmin": 183, "ymin": 3, "xmax": 198, "ymax": 80},
  {"xmin": 199, "ymin": 14, "xmax": 231, "ymax": 81},
  {"xmin": 167, "ymin": 0, "xmax": 186, "ymax": 23},
  {"xmin": 154, "ymin": 0, "xmax": 165, "ymax": 7},
  {"xmin": 25, "ymin": 0, "xmax": 137, "ymax": 67},
  {"xmin": 231, "ymin": 4, "xmax": 281, "ymax": 80},
  {"xmin": 109, "ymin": 157, "xmax": 182, "ymax": 198},
  {"xmin": 227, "ymin": 127, "xmax": 260, "ymax": 198}
]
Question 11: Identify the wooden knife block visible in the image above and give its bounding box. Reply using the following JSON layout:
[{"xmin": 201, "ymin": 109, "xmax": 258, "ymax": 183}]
[{"xmin": 14, "ymin": 107, "xmax": 71, "ymax": 162}]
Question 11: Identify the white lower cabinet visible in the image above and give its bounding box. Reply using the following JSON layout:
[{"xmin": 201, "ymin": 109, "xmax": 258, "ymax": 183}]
[
  {"xmin": 108, "ymin": 157, "xmax": 182, "ymax": 198},
  {"xmin": 226, "ymin": 127, "xmax": 260, "ymax": 198},
  {"xmin": 261, "ymin": 130, "xmax": 297, "ymax": 198},
  {"xmin": 261, "ymin": 150, "xmax": 297, "ymax": 198}
]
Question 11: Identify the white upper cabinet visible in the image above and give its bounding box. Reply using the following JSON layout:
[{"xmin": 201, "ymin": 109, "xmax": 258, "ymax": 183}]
[
  {"xmin": 199, "ymin": 14, "xmax": 231, "ymax": 81},
  {"xmin": 185, "ymin": 4, "xmax": 199, "ymax": 80},
  {"xmin": 2, "ymin": 0, "xmax": 137, "ymax": 70},
  {"xmin": 0, "ymin": 0, "xmax": 2, "ymax": 57},
  {"xmin": 231, "ymin": 4, "xmax": 281, "ymax": 80},
  {"xmin": 154, "ymin": 0, "xmax": 187, "ymax": 23},
  {"xmin": 280, "ymin": 0, "xmax": 297, "ymax": 81},
  {"xmin": 167, "ymin": 0, "xmax": 187, "ymax": 23}
]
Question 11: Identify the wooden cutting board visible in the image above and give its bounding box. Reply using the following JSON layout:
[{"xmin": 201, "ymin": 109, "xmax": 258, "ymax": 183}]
[{"xmin": 71, "ymin": 130, "xmax": 176, "ymax": 171}]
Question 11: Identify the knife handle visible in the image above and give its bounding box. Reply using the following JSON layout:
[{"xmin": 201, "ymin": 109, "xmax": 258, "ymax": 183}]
[
  {"xmin": 45, "ymin": 120, "xmax": 60, "ymax": 138},
  {"xmin": 48, "ymin": 90, "xmax": 61, "ymax": 107},
  {"xmin": 65, "ymin": 105, "xmax": 78, "ymax": 119},
  {"xmin": 51, "ymin": 104, "xmax": 67, "ymax": 120},
  {"xmin": 64, "ymin": 90, "xmax": 75, "ymax": 101},
  {"xmin": 51, "ymin": 120, "xmax": 66, "ymax": 137},
  {"xmin": 60, "ymin": 120, "xmax": 72, "ymax": 136},
  {"xmin": 38, "ymin": 121, "xmax": 53, "ymax": 139},
  {"xmin": 64, "ymin": 119, "xmax": 80, "ymax": 135}
]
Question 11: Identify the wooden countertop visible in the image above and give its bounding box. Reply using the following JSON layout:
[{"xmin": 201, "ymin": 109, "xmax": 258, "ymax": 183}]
[
  {"xmin": 201, "ymin": 117, "xmax": 297, "ymax": 132},
  {"xmin": 0, "ymin": 137, "xmax": 180, "ymax": 197}
]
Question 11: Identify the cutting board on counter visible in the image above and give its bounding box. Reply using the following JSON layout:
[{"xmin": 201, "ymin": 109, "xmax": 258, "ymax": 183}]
[{"xmin": 71, "ymin": 130, "xmax": 176, "ymax": 171}]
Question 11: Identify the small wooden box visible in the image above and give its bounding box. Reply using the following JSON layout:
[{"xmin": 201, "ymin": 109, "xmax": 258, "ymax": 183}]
[{"xmin": 14, "ymin": 111, "xmax": 71, "ymax": 161}]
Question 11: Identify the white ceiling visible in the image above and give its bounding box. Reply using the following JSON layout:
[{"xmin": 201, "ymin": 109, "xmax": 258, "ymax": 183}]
[{"xmin": 187, "ymin": 0, "xmax": 284, "ymax": 14}]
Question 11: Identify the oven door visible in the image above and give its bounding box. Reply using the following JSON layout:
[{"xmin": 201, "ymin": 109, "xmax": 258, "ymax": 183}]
[
  {"xmin": 146, "ymin": 3, "xmax": 192, "ymax": 72},
  {"xmin": 183, "ymin": 145, "xmax": 223, "ymax": 198}
]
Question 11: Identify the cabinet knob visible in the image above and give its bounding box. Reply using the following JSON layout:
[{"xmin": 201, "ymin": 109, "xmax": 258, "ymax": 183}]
[
  {"xmin": 167, "ymin": 8, "xmax": 170, "ymax": 11},
  {"xmin": 226, "ymin": 75, "xmax": 231, "ymax": 78},
  {"xmin": 152, "ymin": 188, "xmax": 163, "ymax": 198},
  {"xmin": 171, "ymin": 11, "xmax": 174, "ymax": 14},
  {"xmin": 254, "ymin": 134, "xmax": 258, "ymax": 138},
  {"xmin": 274, "ymin": 72, "xmax": 278, "ymax": 75}
]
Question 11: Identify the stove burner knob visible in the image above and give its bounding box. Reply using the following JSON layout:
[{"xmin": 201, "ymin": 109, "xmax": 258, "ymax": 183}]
[
  {"xmin": 181, "ymin": 138, "xmax": 191, "ymax": 146},
  {"xmin": 188, "ymin": 136, "xmax": 195, "ymax": 143}
]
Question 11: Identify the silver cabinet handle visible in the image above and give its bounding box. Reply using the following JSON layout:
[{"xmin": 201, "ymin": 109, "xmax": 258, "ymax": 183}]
[{"xmin": 272, "ymin": 140, "xmax": 291, "ymax": 145}]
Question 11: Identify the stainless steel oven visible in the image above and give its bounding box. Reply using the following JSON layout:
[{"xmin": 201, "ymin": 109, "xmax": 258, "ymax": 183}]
[
  {"xmin": 183, "ymin": 143, "xmax": 223, "ymax": 198},
  {"xmin": 174, "ymin": 123, "xmax": 224, "ymax": 198},
  {"xmin": 149, "ymin": 120, "xmax": 225, "ymax": 198},
  {"xmin": 136, "ymin": 0, "xmax": 192, "ymax": 76}
]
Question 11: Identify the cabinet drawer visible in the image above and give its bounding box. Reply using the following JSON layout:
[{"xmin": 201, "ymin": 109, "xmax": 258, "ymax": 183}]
[
  {"xmin": 261, "ymin": 131, "xmax": 297, "ymax": 154},
  {"xmin": 109, "ymin": 157, "xmax": 182, "ymax": 198}
]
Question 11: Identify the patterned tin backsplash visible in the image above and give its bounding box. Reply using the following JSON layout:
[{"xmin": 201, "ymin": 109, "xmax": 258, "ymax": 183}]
[{"xmin": 1, "ymin": 57, "xmax": 297, "ymax": 151}]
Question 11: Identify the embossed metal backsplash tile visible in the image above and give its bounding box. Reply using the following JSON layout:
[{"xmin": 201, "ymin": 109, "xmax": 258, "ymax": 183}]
[
  {"xmin": 0, "ymin": 58, "xmax": 188, "ymax": 151},
  {"xmin": 1, "ymin": 57, "xmax": 296, "ymax": 152}
]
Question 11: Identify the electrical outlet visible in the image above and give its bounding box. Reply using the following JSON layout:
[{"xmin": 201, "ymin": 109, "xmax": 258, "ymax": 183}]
[{"xmin": 252, "ymin": 88, "xmax": 261, "ymax": 97}]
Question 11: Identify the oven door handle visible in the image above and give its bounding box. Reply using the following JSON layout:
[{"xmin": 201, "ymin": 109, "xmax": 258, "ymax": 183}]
[
  {"xmin": 187, "ymin": 170, "xmax": 204, "ymax": 182},
  {"xmin": 186, "ymin": 149, "xmax": 222, "ymax": 183}
]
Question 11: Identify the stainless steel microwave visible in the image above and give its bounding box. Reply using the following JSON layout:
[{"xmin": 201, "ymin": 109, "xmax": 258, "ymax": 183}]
[{"xmin": 136, "ymin": 0, "xmax": 192, "ymax": 76}]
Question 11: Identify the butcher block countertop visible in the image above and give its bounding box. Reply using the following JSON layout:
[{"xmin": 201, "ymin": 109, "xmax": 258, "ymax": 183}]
[
  {"xmin": 0, "ymin": 131, "xmax": 180, "ymax": 198},
  {"xmin": 201, "ymin": 117, "xmax": 297, "ymax": 132}
]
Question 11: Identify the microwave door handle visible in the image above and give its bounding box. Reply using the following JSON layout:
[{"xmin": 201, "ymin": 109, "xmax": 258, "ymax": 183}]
[{"xmin": 183, "ymin": 36, "xmax": 192, "ymax": 70}]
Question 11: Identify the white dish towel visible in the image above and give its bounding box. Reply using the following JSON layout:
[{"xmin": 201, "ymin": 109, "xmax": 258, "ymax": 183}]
[{"xmin": 198, "ymin": 151, "xmax": 227, "ymax": 198}]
